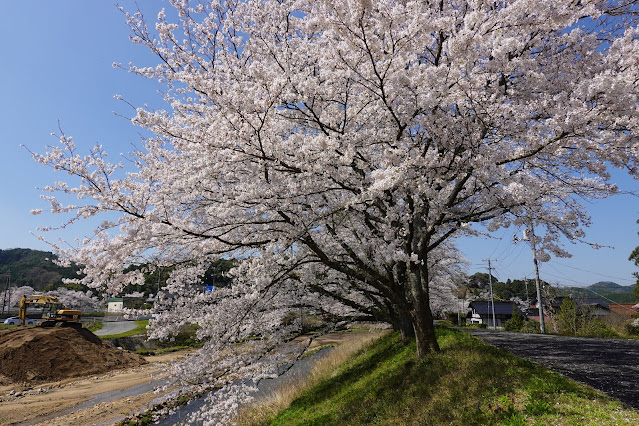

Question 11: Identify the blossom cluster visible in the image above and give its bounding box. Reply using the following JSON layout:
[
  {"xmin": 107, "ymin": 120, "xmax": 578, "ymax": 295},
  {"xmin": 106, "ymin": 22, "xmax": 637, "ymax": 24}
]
[{"xmin": 31, "ymin": 0, "xmax": 638, "ymax": 422}]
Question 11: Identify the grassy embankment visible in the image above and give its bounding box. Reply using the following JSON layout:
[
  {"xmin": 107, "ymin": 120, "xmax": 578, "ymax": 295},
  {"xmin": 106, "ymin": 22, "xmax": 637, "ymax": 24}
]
[
  {"xmin": 95, "ymin": 320, "xmax": 203, "ymax": 356},
  {"xmin": 98, "ymin": 320, "xmax": 149, "ymax": 339},
  {"xmin": 84, "ymin": 321, "xmax": 103, "ymax": 332},
  {"xmin": 241, "ymin": 327, "xmax": 639, "ymax": 425}
]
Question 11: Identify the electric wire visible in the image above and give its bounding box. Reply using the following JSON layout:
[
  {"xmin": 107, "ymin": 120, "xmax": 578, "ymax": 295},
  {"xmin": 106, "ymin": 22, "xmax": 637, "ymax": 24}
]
[
  {"xmin": 548, "ymin": 260, "xmax": 636, "ymax": 284},
  {"xmin": 541, "ymin": 267, "xmax": 639, "ymax": 314},
  {"xmin": 496, "ymin": 243, "xmax": 527, "ymax": 275},
  {"xmin": 487, "ymin": 227, "xmax": 511, "ymax": 259}
]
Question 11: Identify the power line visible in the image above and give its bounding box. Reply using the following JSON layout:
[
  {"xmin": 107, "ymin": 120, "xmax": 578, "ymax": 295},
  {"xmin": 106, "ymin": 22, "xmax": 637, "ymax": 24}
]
[
  {"xmin": 493, "ymin": 226, "xmax": 523, "ymax": 262},
  {"xmin": 547, "ymin": 277, "xmax": 639, "ymax": 314},
  {"xmin": 488, "ymin": 227, "xmax": 511, "ymax": 259},
  {"xmin": 496, "ymin": 243, "xmax": 527, "ymax": 273},
  {"xmin": 549, "ymin": 260, "xmax": 636, "ymax": 284},
  {"xmin": 542, "ymin": 266, "xmax": 634, "ymax": 306},
  {"xmin": 543, "ymin": 261, "xmax": 637, "ymax": 310},
  {"xmin": 545, "ymin": 263, "xmax": 585, "ymax": 285}
]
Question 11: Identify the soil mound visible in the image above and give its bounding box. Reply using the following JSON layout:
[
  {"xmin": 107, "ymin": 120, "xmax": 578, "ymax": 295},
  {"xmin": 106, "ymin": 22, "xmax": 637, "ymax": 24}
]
[{"xmin": 0, "ymin": 326, "xmax": 146, "ymax": 383}]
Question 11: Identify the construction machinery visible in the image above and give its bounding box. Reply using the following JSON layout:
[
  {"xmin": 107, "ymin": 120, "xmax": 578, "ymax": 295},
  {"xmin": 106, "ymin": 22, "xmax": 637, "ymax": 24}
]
[{"xmin": 19, "ymin": 294, "xmax": 82, "ymax": 328}]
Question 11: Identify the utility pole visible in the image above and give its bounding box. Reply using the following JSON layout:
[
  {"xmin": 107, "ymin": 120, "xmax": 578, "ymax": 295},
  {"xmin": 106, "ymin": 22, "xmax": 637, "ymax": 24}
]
[
  {"xmin": 528, "ymin": 228, "xmax": 546, "ymax": 334},
  {"xmin": 515, "ymin": 228, "xmax": 546, "ymax": 334},
  {"xmin": 483, "ymin": 259, "xmax": 497, "ymax": 329},
  {"xmin": 1, "ymin": 272, "xmax": 10, "ymax": 315}
]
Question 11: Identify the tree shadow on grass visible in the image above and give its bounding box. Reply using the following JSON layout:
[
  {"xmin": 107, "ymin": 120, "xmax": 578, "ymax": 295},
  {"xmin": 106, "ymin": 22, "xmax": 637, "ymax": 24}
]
[{"xmin": 273, "ymin": 327, "xmax": 612, "ymax": 425}]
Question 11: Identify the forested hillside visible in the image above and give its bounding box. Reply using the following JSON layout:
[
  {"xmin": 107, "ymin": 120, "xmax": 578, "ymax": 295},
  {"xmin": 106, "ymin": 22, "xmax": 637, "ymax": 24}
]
[
  {"xmin": 465, "ymin": 273, "xmax": 637, "ymax": 304},
  {"xmin": 557, "ymin": 282, "xmax": 638, "ymax": 304},
  {"xmin": 1, "ymin": 249, "xmax": 235, "ymax": 296},
  {"xmin": 0, "ymin": 248, "xmax": 83, "ymax": 291}
]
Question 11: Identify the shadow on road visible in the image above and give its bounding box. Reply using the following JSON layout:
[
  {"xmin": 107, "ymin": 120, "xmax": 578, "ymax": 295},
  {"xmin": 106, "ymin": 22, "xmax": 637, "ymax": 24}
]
[{"xmin": 467, "ymin": 329, "xmax": 639, "ymax": 409}]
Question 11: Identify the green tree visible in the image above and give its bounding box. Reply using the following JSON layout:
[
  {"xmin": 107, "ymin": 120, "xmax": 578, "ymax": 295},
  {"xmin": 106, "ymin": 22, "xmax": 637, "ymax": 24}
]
[
  {"xmin": 503, "ymin": 305, "xmax": 524, "ymax": 332},
  {"xmin": 491, "ymin": 281, "xmax": 509, "ymax": 300},
  {"xmin": 466, "ymin": 272, "xmax": 498, "ymax": 289},
  {"xmin": 556, "ymin": 298, "xmax": 579, "ymax": 335},
  {"xmin": 0, "ymin": 248, "xmax": 85, "ymax": 292}
]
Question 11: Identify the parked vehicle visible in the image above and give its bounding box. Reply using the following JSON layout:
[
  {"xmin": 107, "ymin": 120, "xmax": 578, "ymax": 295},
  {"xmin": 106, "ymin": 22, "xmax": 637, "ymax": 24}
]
[{"xmin": 4, "ymin": 316, "xmax": 35, "ymax": 325}]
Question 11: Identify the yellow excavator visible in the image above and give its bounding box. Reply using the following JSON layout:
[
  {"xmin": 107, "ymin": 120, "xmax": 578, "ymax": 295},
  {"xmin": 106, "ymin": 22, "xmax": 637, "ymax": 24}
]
[{"xmin": 19, "ymin": 294, "xmax": 82, "ymax": 328}]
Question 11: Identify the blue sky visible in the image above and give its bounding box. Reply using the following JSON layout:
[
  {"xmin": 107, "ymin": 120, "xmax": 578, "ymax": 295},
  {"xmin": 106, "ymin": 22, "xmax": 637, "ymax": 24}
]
[{"xmin": 0, "ymin": 1, "xmax": 637, "ymax": 289}]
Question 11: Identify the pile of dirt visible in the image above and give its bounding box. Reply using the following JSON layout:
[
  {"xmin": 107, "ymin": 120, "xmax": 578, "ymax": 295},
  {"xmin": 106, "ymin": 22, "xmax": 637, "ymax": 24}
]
[{"xmin": 0, "ymin": 326, "xmax": 146, "ymax": 384}]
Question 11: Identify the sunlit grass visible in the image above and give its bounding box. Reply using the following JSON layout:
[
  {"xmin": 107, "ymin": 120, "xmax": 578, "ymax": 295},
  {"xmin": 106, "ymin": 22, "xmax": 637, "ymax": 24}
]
[
  {"xmin": 98, "ymin": 320, "xmax": 149, "ymax": 339},
  {"xmin": 236, "ymin": 331, "xmax": 387, "ymax": 425},
  {"xmin": 248, "ymin": 327, "xmax": 639, "ymax": 425},
  {"xmin": 84, "ymin": 321, "xmax": 103, "ymax": 332}
]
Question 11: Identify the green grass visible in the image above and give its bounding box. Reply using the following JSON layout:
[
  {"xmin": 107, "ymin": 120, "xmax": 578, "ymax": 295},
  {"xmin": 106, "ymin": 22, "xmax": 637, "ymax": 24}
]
[
  {"xmin": 301, "ymin": 344, "xmax": 337, "ymax": 359},
  {"xmin": 268, "ymin": 328, "xmax": 639, "ymax": 425},
  {"xmin": 99, "ymin": 320, "xmax": 149, "ymax": 339},
  {"xmin": 134, "ymin": 345, "xmax": 194, "ymax": 356},
  {"xmin": 85, "ymin": 321, "xmax": 103, "ymax": 332}
]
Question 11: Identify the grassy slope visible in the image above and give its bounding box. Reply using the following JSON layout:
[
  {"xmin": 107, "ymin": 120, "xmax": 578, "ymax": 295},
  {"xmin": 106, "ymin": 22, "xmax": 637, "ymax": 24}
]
[
  {"xmin": 98, "ymin": 320, "xmax": 149, "ymax": 339},
  {"xmin": 270, "ymin": 328, "xmax": 639, "ymax": 425}
]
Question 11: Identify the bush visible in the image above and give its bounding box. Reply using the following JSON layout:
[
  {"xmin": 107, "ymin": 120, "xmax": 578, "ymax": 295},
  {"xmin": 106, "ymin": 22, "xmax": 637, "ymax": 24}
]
[
  {"xmin": 502, "ymin": 319, "xmax": 516, "ymax": 331},
  {"xmin": 445, "ymin": 311, "xmax": 460, "ymax": 325},
  {"xmin": 151, "ymin": 323, "xmax": 202, "ymax": 348},
  {"xmin": 520, "ymin": 320, "xmax": 541, "ymax": 334},
  {"xmin": 579, "ymin": 318, "xmax": 619, "ymax": 338},
  {"xmin": 625, "ymin": 318, "xmax": 639, "ymax": 335},
  {"xmin": 556, "ymin": 298, "xmax": 579, "ymax": 335},
  {"xmin": 503, "ymin": 306, "xmax": 525, "ymax": 331}
]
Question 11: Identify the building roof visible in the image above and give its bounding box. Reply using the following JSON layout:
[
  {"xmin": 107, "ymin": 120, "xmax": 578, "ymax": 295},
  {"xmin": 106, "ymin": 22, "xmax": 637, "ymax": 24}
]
[
  {"xmin": 609, "ymin": 303, "xmax": 639, "ymax": 317},
  {"xmin": 551, "ymin": 296, "xmax": 610, "ymax": 310},
  {"xmin": 469, "ymin": 301, "xmax": 520, "ymax": 316}
]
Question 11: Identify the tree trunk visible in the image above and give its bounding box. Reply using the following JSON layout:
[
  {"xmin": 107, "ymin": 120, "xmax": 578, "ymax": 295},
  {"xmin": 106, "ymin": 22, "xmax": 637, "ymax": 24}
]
[
  {"xmin": 412, "ymin": 296, "xmax": 440, "ymax": 357},
  {"xmin": 398, "ymin": 308, "xmax": 415, "ymax": 341},
  {"xmin": 407, "ymin": 267, "xmax": 440, "ymax": 357}
]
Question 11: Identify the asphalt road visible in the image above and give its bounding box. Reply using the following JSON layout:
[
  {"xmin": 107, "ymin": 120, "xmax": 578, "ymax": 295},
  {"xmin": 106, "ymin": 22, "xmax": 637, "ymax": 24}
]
[
  {"xmin": 467, "ymin": 329, "xmax": 639, "ymax": 409},
  {"xmin": 94, "ymin": 321, "xmax": 139, "ymax": 336}
]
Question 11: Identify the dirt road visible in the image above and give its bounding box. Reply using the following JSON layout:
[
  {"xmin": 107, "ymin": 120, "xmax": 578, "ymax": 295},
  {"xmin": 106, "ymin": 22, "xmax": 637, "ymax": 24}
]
[
  {"xmin": 0, "ymin": 351, "xmax": 189, "ymax": 426},
  {"xmin": 467, "ymin": 329, "xmax": 639, "ymax": 409},
  {"xmin": 0, "ymin": 329, "xmax": 383, "ymax": 425}
]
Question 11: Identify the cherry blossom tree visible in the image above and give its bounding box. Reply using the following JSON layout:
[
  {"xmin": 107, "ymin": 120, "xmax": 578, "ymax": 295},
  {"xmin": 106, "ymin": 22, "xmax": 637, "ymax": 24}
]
[
  {"xmin": 31, "ymin": 0, "xmax": 639, "ymax": 421},
  {"xmin": 45, "ymin": 287, "xmax": 101, "ymax": 312},
  {"xmin": 6, "ymin": 286, "xmax": 99, "ymax": 312},
  {"xmin": 8, "ymin": 286, "xmax": 35, "ymax": 309}
]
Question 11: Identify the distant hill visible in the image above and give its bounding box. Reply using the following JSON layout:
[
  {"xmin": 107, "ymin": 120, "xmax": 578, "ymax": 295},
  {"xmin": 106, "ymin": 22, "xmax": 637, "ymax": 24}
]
[
  {"xmin": 0, "ymin": 248, "xmax": 84, "ymax": 291},
  {"xmin": 589, "ymin": 281, "xmax": 624, "ymax": 290},
  {"xmin": 557, "ymin": 281, "xmax": 638, "ymax": 304}
]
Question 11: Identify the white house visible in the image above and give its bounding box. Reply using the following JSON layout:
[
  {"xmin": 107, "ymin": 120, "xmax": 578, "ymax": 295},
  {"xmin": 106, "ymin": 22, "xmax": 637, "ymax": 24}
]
[{"xmin": 107, "ymin": 297, "xmax": 124, "ymax": 312}]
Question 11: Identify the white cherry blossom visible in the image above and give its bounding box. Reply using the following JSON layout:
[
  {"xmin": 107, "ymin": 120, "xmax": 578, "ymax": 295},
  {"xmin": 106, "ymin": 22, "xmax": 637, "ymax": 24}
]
[{"xmin": 31, "ymin": 0, "xmax": 639, "ymax": 421}]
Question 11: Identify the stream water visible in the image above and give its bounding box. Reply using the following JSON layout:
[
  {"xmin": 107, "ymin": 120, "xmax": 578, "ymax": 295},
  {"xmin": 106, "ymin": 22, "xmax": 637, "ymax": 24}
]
[{"xmin": 156, "ymin": 347, "xmax": 332, "ymax": 425}]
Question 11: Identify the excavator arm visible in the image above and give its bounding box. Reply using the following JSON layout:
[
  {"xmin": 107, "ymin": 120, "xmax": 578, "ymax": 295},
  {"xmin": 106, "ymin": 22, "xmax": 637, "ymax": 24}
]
[
  {"xmin": 18, "ymin": 295, "xmax": 29, "ymax": 326},
  {"xmin": 18, "ymin": 294, "xmax": 82, "ymax": 326}
]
